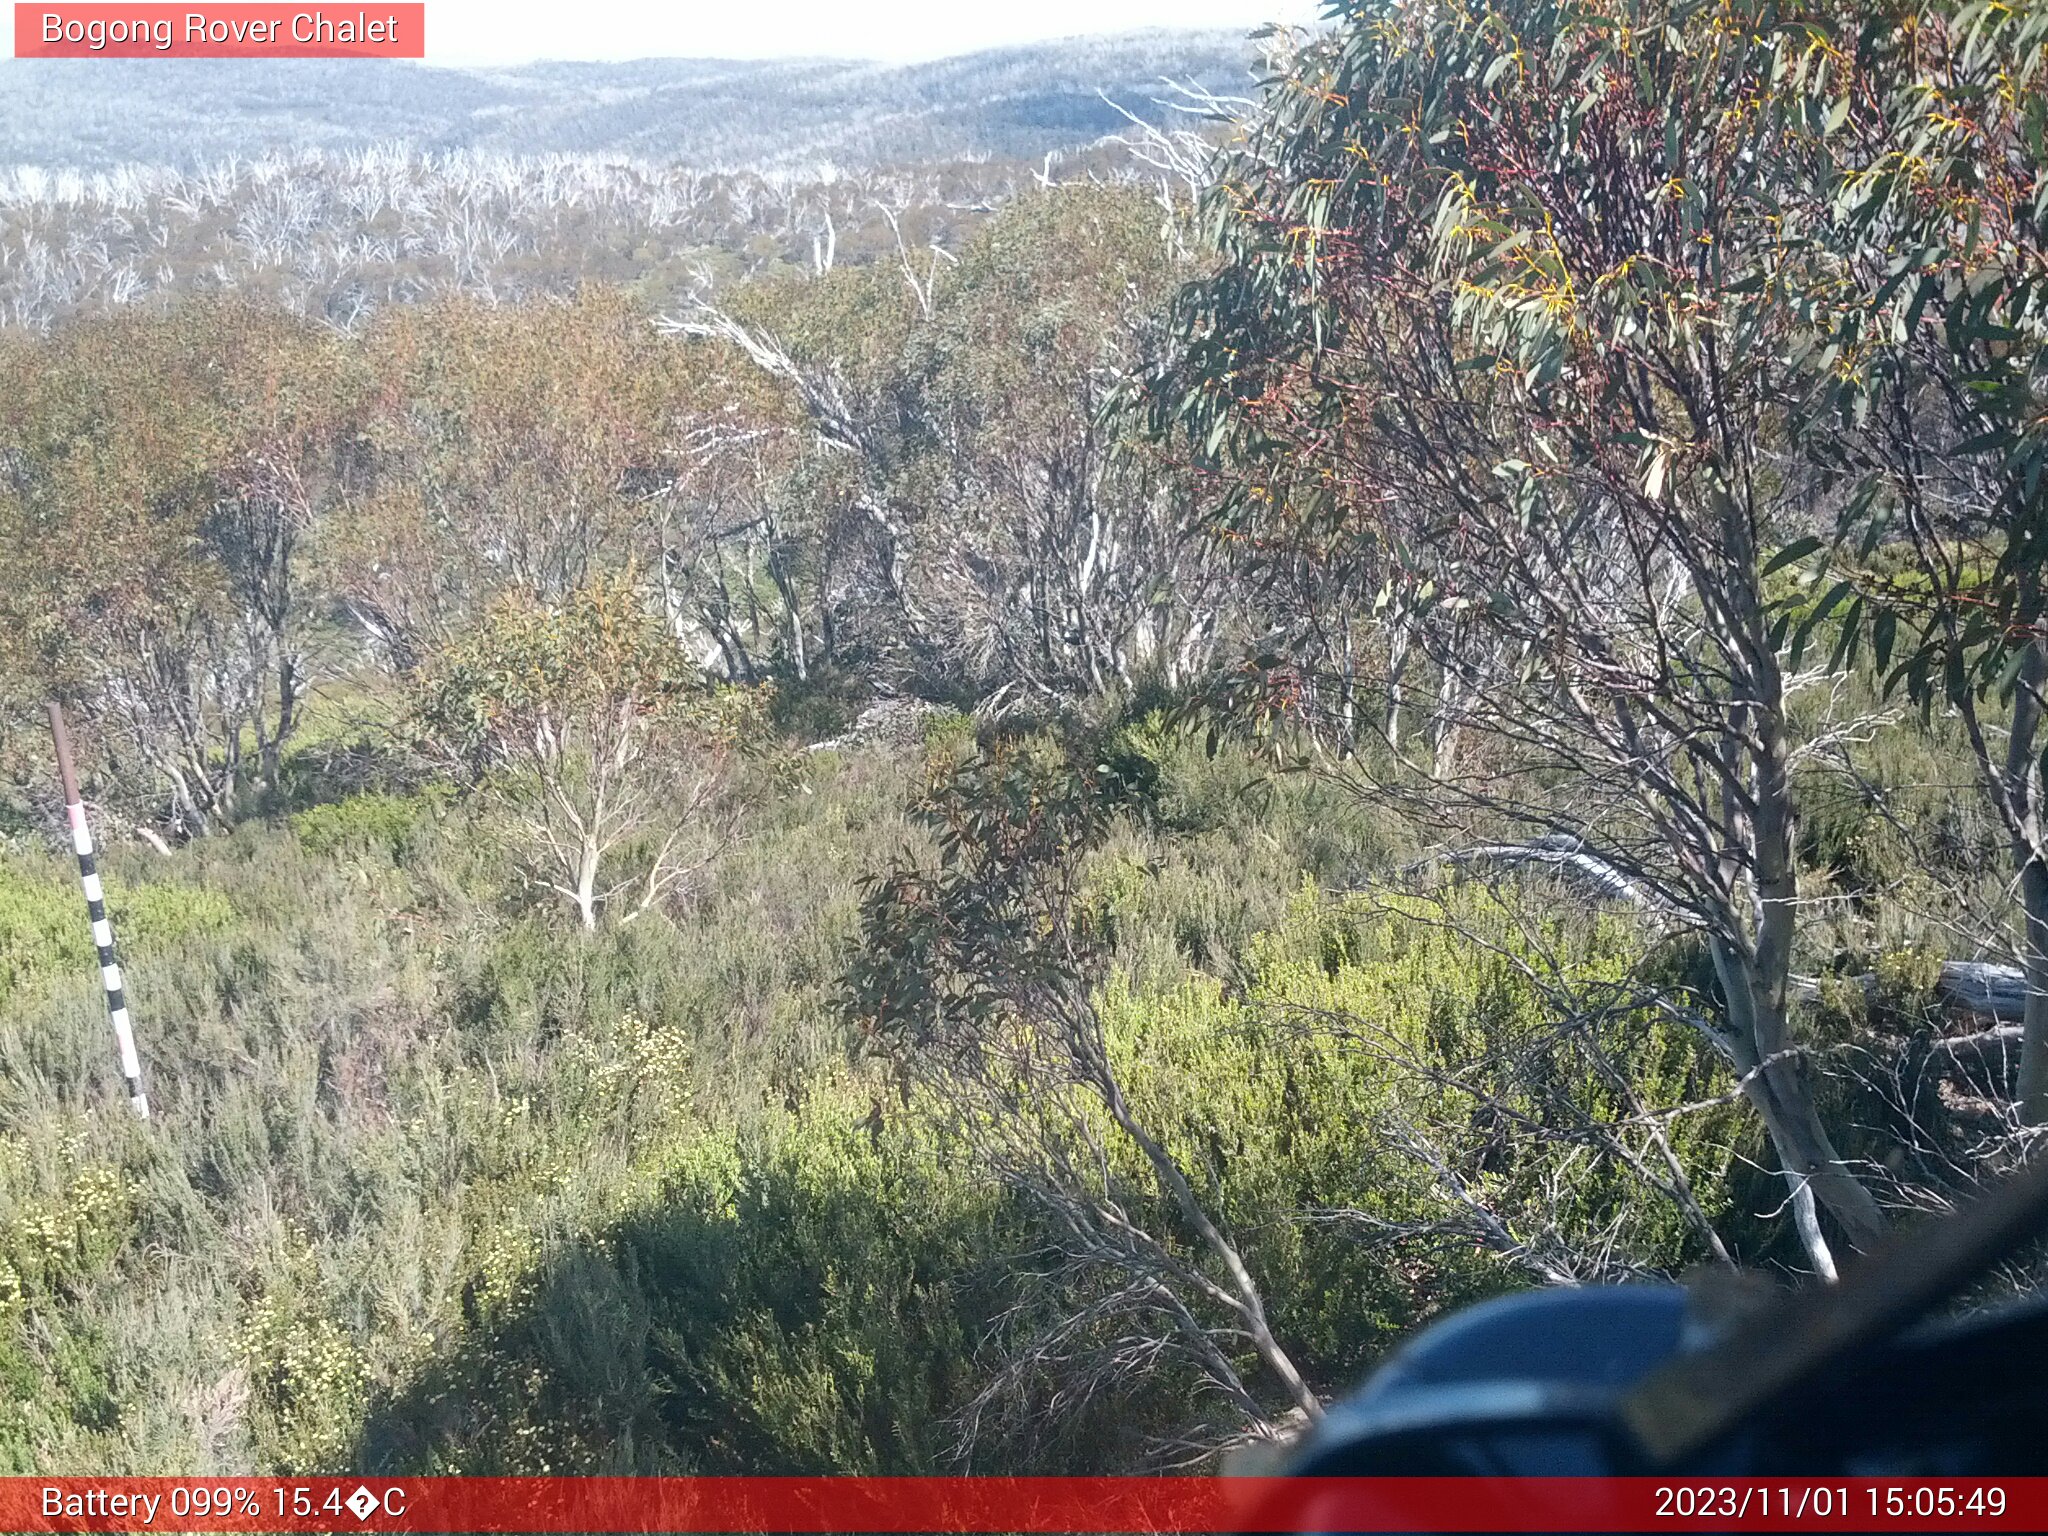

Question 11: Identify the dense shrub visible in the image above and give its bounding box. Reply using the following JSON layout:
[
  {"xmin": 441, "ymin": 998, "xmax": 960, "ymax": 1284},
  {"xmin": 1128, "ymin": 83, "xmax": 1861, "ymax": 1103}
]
[{"xmin": 0, "ymin": 729, "xmax": 1753, "ymax": 1473}]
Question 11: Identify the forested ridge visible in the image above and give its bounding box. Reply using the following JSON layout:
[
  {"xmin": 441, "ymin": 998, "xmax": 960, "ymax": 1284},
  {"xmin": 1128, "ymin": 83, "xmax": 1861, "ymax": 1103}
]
[
  {"xmin": 0, "ymin": 34, "xmax": 1256, "ymax": 173},
  {"xmin": 2, "ymin": 0, "xmax": 2047, "ymax": 1474}
]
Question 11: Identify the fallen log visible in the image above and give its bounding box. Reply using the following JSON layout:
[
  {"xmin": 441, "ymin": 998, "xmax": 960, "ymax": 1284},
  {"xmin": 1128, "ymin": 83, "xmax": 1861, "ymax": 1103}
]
[
  {"xmin": 1421, "ymin": 842, "xmax": 2032, "ymax": 1027},
  {"xmin": 1791, "ymin": 961, "xmax": 2028, "ymax": 1024},
  {"xmin": 1928, "ymin": 1023, "xmax": 2024, "ymax": 1059},
  {"xmin": 1417, "ymin": 835, "xmax": 1659, "ymax": 909},
  {"xmin": 1932, "ymin": 961, "xmax": 2028, "ymax": 1022}
]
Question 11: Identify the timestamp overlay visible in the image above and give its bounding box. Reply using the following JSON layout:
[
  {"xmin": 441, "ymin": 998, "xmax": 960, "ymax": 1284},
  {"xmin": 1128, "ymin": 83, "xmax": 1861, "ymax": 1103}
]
[{"xmin": 2, "ymin": 1477, "xmax": 2043, "ymax": 1532}]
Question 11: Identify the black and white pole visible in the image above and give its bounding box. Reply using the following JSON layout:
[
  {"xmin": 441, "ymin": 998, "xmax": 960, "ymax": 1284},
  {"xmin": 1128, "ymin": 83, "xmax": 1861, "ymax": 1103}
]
[{"xmin": 48, "ymin": 703, "xmax": 149, "ymax": 1120}]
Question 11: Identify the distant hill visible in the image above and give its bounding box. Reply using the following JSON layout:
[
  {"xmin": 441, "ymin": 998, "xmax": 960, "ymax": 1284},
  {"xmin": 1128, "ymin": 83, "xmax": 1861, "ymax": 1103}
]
[{"xmin": 0, "ymin": 30, "xmax": 1267, "ymax": 172}]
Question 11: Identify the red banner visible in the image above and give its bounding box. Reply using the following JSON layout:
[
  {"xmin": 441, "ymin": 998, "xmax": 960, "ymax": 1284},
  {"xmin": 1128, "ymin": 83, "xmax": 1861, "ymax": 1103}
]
[
  {"xmin": 1, "ymin": 1477, "xmax": 2040, "ymax": 1533},
  {"xmin": 13, "ymin": 5, "xmax": 424, "ymax": 58}
]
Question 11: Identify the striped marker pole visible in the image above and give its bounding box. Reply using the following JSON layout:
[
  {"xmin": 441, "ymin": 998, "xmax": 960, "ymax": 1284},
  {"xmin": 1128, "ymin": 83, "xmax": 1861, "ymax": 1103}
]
[{"xmin": 47, "ymin": 703, "xmax": 150, "ymax": 1119}]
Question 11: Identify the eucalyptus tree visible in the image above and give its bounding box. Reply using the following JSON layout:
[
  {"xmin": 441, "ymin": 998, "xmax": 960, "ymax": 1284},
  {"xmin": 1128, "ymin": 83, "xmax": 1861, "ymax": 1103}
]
[
  {"xmin": 0, "ymin": 301, "xmax": 350, "ymax": 833},
  {"xmin": 664, "ymin": 262, "xmax": 938, "ymax": 687},
  {"xmin": 843, "ymin": 736, "xmax": 1322, "ymax": 1445},
  {"xmin": 411, "ymin": 576, "xmax": 768, "ymax": 930},
  {"xmin": 907, "ymin": 185, "xmax": 1231, "ymax": 702},
  {"xmin": 330, "ymin": 291, "xmax": 688, "ymax": 669},
  {"xmin": 641, "ymin": 324, "xmax": 868, "ymax": 689},
  {"xmin": 671, "ymin": 185, "xmax": 1232, "ymax": 706},
  {"xmin": 1157, "ymin": 0, "xmax": 1897, "ymax": 1270},
  {"xmin": 1788, "ymin": 0, "xmax": 2048, "ymax": 1122}
]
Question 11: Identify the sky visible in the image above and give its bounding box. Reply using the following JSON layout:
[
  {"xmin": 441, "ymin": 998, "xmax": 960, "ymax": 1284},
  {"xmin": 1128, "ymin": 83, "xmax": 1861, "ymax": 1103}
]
[{"xmin": 423, "ymin": 0, "xmax": 1323, "ymax": 66}]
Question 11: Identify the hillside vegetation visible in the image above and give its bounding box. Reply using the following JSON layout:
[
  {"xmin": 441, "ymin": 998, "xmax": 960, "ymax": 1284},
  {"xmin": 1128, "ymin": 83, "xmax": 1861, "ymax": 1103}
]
[
  {"xmin": 0, "ymin": 33, "xmax": 1257, "ymax": 172},
  {"xmin": 3, "ymin": 0, "xmax": 2048, "ymax": 1475}
]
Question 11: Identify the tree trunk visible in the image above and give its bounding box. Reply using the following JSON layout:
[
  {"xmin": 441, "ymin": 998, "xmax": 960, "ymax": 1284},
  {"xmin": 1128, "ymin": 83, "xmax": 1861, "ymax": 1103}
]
[
  {"xmin": 2004, "ymin": 638, "xmax": 2048, "ymax": 1123},
  {"xmin": 1732, "ymin": 642, "xmax": 1889, "ymax": 1268},
  {"xmin": 767, "ymin": 540, "xmax": 808, "ymax": 683},
  {"xmin": 1383, "ymin": 619, "xmax": 1409, "ymax": 755},
  {"xmin": 1093, "ymin": 1077, "xmax": 1319, "ymax": 1421},
  {"xmin": 261, "ymin": 653, "xmax": 299, "ymax": 797},
  {"xmin": 162, "ymin": 761, "xmax": 212, "ymax": 838},
  {"xmin": 1713, "ymin": 940, "xmax": 1888, "ymax": 1272},
  {"xmin": 2016, "ymin": 857, "xmax": 2048, "ymax": 1122},
  {"xmin": 574, "ymin": 839, "xmax": 600, "ymax": 931}
]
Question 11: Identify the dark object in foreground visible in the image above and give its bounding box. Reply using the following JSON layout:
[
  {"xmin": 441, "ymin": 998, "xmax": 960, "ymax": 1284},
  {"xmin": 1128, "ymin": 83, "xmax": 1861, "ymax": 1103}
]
[{"xmin": 1285, "ymin": 1159, "xmax": 2048, "ymax": 1480}]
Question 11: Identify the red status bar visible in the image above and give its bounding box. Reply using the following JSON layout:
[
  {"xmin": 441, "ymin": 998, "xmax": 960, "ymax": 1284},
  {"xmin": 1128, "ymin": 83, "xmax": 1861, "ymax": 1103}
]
[
  {"xmin": 13, "ymin": 6, "xmax": 424, "ymax": 58},
  {"xmin": 2, "ymin": 1477, "xmax": 2041, "ymax": 1533}
]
